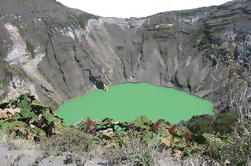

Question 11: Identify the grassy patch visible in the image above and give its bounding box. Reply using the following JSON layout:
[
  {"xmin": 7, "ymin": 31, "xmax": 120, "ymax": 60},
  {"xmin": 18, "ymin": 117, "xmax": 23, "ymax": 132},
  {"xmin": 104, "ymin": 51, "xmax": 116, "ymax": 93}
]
[
  {"xmin": 142, "ymin": 33, "xmax": 150, "ymax": 42},
  {"xmin": 0, "ymin": 79, "xmax": 6, "ymax": 85},
  {"xmin": 190, "ymin": 27, "xmax": 214, "ymax": 49},
  {"xmin": 0, "ymin": 51, "xmax": 3, "ymax": 58},
  {"xmin": 151, "ymin": 26, "xmax": 176, "ymax": 40},
  {"xmin": 78, "ymin": 13, "xmax": 97, "ymax": 28},
  {"xmin": 160, "ymin": 47, "xmax": 169, "ymax": 57},
  {"xmin": 6, "ymin": 64, "xmax": 28, "ymax": 79},
  {"xmin": 25, "ymin": 41, "xmax": 35, "ymax": 58}
]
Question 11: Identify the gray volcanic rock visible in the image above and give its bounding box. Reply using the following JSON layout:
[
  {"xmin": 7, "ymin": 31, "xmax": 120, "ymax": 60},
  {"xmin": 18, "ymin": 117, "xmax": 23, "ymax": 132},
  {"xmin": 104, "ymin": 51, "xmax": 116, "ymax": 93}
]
[{"xmin": 0, "ymin": 0, "xmax": 250, "ymax": 117}]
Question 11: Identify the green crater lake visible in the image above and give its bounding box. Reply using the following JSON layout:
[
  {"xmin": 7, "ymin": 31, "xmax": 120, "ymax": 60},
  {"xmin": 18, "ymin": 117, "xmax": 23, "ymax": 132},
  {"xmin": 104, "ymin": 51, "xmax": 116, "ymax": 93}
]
[{"xmin": 58, "ymin": 83, "xmax": 213, "ymax": 125}]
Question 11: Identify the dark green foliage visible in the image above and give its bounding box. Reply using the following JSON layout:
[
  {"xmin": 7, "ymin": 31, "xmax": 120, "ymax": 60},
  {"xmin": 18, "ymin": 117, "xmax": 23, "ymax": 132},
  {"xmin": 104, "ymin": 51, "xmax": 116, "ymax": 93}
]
[
  {"xmin": 0, "ymin": 120, "xmax": 26, "ymax": 133},
  {"xmin": 213, "ymin": 113, "xmax": 238, "ymax": 134},
  {"xmin": 187, "ymin": 116, "xmax": 214, "ymax": 134},
  {"xmin": 16, "ymin": 99, "xmax": 37, "ymax": 122},
  {"xmin": 205, "ymin": 123, "xmax": 251, "ymax": 166},
  {"xmin": 190, "ymin": 27, "xmax": 214, "ymax": 49},
  {"xmin": 187, "ymin": 113, "xmax": 238, "ymax": 134},
  {"xmin": 191, "ymin": 134, "xmax": 208, "ymax": 144},
  {"xmin": 183, "ymin": 148, "xmax": 199, "ymax": 157},
  {"xmin": 0, "ymin": 93, "xmax": 63, "ymax": 140},
  {"xmin": 221, "ymin": 135, "xmax": 251, "ymax": 166},
  {"xmin": 43, "ymin": 112, "xmax": 62, "ymax": 123}
]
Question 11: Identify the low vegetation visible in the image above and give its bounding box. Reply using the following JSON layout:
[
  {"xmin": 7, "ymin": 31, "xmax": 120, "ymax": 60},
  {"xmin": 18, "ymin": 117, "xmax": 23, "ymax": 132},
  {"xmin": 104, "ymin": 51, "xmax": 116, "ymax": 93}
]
[
  {"xmin": 25, "ymin": 41, "xmax": 35, "ymax": 58},
  {"xmin": 0, "ymin": 94, "xmax": 63, "ymax": 142},
  {"xmin": 0, "ymin": 51, "xmax": 3, "ymax": 58},
  {"xmin": 190, "ymin": 27, "xmax": 214, "ymax": 49},
  {"xmin": 78, "ymin": 13, "xmax": 97, "ymax": 28},
  {"xmin": 0, "ymin": 94, "xmax": 250, "ymax": 165},
  {"xmin": 151, "ymin": 26, "xmax": 176, "ymax": 40},
  {"xmin": 187, "ymin": 113, "xmax": 238, "ymax": 135}
]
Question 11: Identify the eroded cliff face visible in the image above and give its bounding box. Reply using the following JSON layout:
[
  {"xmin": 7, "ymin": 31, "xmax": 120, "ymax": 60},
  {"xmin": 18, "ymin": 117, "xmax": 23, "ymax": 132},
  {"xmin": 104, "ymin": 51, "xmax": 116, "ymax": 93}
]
[{"xmin": 0, "ymin": 0, "xmax": 250, "ymax": 115}]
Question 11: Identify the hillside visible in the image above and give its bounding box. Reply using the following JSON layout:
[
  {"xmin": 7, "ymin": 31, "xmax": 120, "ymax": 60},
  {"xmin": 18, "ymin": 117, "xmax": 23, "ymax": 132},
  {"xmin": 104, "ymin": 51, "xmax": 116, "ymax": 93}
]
[
  {"xmin": 0, "ymin": 0, "xmax": 250, "ymax": 113},
  {"xmin": 0, "ymin": 0, "xmax": 251, "ymax": 165}
]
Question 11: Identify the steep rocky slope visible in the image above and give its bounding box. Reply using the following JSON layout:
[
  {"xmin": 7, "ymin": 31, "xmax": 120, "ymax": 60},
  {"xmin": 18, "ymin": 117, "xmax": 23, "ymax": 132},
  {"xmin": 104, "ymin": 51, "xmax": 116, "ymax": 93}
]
[{"xmin": 0, "ymin": 0, "xmax": 250, "ymax": 117}]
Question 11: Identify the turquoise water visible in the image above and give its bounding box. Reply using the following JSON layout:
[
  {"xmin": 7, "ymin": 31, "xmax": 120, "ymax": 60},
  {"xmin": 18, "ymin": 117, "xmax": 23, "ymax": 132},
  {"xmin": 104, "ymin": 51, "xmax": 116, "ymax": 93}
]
[{"xmin": 58, "ymin": 83, "xmax": 213, "ymax": 125}]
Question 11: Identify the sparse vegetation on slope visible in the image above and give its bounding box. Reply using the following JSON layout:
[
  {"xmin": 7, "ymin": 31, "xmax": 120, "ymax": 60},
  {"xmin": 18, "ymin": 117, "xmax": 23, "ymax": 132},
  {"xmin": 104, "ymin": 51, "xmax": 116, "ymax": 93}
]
[{"xmin": 25, "ymin": 41, "xmax": 35, "ymax": 58}]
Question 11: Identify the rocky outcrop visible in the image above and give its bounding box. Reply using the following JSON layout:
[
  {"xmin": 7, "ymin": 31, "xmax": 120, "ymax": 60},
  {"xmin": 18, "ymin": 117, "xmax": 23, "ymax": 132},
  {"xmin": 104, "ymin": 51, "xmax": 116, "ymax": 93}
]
[{"xmin": 0, "ymin": 0, "xmax": 250, "ymax": 116}]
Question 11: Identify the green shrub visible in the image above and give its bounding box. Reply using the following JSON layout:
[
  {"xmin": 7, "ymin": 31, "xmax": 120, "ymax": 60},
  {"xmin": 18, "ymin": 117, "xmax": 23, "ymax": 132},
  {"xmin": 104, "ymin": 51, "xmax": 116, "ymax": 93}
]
[
  {"xmin": 221, "ymin": 135, "xmax": 251, "ymax": 166},
  {"xmin": 26, "ymin": 41, "xmax": 35, "ymax": 58},
  {"xmin": 0, "ymin": 120, "xmax": 26, "ymax": 133},
  {"xmin": 212, "ymin": 113, "xmax": 238, "ymax": 134},
  {"xmin": 187, "ymin": 116, "xmax": 214, "ymax": 134},
  {"xmin": 133, "ymin": 116, "xmax": 152, "ymax": 129},
  {"xmin": 0, "ymin": 93, "xmax": 63, "ymax": 140},
  {"xmin": 187, "ymin": 113, "xmax": 238, "ymax": 135},
  {"xmin": 190, "ymin": 27, "xmax": 214, "ymax": 49},
  {"xmin": 191, "ymin": 134, "xmax": 208, "ymax": 144},
  {"xmin": 205, "ymin": 125, "xmax": 251, "ymax": 166}
]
